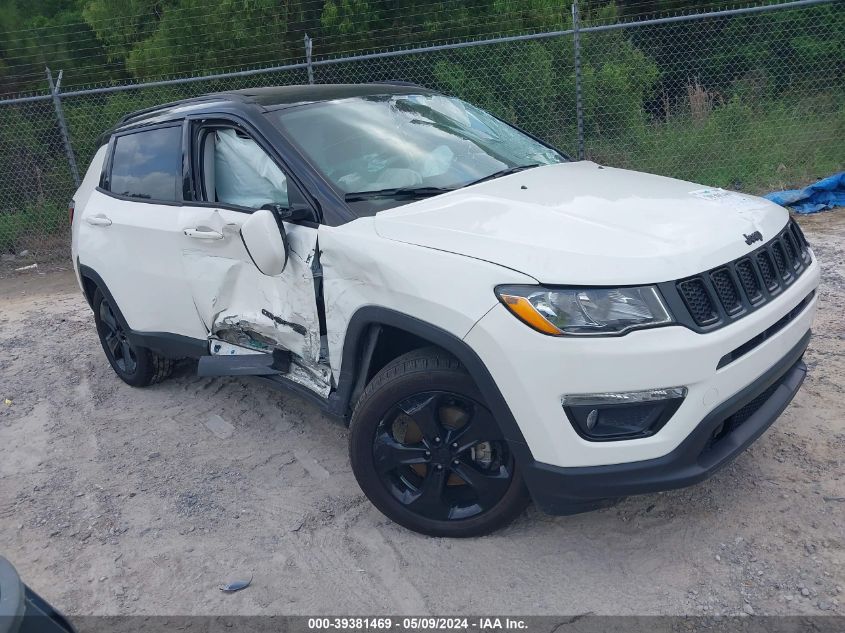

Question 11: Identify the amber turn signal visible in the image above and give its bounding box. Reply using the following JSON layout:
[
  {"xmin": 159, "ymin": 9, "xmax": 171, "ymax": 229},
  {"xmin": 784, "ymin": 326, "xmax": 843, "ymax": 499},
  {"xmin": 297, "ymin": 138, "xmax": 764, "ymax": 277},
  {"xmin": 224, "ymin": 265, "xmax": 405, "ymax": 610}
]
[{"xmin": 498, "ymin": 293, "xmax": 563, "ymax": 336}]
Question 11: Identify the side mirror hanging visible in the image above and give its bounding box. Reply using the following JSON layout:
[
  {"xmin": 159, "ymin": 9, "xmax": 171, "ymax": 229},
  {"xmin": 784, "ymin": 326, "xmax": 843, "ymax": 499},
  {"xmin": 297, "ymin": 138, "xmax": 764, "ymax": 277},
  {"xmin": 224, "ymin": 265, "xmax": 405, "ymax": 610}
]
[
  {"xmin": 240, "ymin": 208, "xmax": 289, "ymax": 276},
  {"xmin": 260, "ymin": 203, "xmax": 312, "ymax": 223}
]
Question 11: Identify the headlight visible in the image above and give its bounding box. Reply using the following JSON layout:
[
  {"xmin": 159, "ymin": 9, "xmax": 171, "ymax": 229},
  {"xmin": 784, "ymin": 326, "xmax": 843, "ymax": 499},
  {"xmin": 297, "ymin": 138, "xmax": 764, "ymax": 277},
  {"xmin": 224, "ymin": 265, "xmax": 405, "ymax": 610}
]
[{"xmin": 495, "ymin": 285, "xmax": 674, "ymax": 336}]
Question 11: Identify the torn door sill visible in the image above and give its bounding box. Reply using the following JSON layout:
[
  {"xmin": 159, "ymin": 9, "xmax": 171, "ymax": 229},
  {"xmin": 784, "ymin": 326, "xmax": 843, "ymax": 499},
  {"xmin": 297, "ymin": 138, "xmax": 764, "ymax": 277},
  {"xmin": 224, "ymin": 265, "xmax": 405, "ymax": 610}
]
[
  {"xmin": 209, "ymin": 338, "xmax": 331, "ymax": 398},
  {"xmin": 285, "ymin": 359, "xmax": 332, "ymax": 398}
]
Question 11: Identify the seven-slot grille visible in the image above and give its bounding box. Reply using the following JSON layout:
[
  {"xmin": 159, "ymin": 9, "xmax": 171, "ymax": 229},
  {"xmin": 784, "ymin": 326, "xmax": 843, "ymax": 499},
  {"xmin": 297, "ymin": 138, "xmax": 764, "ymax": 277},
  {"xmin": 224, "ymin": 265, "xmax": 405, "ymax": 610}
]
[{"xmin": 675, "ymin": 219, "xmax": 811, "ymax": 329}]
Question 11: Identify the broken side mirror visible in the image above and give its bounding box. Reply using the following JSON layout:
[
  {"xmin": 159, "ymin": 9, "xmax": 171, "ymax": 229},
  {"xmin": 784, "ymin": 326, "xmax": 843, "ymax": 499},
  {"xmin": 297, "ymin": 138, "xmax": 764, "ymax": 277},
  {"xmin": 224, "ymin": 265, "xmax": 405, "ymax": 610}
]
[
  {"xmin": 260, "ymin": 203, "xmax": 312, "ymax": 223},
  {"xmin": 240, "ymin": 208, "xmax": 289, "ymax": 276}
]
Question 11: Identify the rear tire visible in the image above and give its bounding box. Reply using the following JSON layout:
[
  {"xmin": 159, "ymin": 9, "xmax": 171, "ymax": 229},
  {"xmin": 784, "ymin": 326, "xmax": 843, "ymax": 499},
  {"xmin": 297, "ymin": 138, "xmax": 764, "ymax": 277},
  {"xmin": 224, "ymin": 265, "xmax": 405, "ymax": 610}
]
[
  {"xmin": 92, "ymin": 288, "xmax": 173, "ymax": 387},
  {"xmin": 349, "ymin": 347, "xmax": 529, "ymax": 537}
]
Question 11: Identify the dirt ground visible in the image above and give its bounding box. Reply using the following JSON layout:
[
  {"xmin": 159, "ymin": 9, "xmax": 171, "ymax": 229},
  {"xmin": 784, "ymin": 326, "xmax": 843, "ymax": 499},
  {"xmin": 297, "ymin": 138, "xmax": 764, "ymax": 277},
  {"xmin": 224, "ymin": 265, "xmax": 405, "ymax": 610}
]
[{"xmin": 0, "ymin": 213, "xmax": 843, "ymax": 617}]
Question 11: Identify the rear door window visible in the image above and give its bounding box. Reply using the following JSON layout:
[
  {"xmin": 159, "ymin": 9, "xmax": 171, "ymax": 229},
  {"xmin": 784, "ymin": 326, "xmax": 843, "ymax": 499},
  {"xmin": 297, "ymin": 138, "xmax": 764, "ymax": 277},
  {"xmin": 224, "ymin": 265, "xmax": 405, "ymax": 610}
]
[{"xmin": 109, "ymin": 126, "xmax": 182, "ymax": 202}]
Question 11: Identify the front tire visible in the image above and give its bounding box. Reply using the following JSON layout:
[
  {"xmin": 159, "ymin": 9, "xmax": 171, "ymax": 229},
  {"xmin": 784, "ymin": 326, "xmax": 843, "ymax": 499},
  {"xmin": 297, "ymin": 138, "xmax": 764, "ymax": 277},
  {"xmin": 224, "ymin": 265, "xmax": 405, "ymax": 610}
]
[
  {"xmin": 349, "ymin": 347, "xmax": 528, "ymax": 537},
  {"xmin": 92, "ymin": 288, "xmax": 173, "ymax": 387}
]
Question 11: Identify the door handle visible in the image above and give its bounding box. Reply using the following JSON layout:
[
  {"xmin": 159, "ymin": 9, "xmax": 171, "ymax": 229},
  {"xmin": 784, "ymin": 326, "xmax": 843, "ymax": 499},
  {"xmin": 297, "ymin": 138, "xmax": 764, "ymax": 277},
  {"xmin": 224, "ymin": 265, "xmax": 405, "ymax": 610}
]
[
  {"xmin": 86, "ymin": 215, "xmax": 112, "ymax": 227},
  {"xmin": 184, "ymin": 228, "xmax": 224, "ymax": 240}
]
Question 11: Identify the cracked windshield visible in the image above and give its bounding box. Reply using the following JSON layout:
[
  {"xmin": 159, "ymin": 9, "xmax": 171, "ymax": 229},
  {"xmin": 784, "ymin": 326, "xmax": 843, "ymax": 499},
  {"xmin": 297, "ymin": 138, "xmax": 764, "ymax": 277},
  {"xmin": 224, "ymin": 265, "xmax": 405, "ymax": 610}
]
[{"xmin": 272, "ymin": 94, "xmax": 566, "ymax": 214}]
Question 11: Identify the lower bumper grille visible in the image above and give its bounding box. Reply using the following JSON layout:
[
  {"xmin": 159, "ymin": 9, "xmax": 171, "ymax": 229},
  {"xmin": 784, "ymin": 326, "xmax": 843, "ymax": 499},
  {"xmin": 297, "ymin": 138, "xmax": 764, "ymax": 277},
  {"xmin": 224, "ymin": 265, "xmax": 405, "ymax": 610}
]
[{"xmin": 710, "ymin": 371, "xmax": 786, "ymax": 446}]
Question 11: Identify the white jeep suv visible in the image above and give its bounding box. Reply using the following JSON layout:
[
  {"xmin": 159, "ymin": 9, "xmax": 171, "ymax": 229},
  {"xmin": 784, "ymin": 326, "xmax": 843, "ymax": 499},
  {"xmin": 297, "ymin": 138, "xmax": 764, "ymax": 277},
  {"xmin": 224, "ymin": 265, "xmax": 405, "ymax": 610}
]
[{"xmin": 71, "ymin": 84, "xmax": 819, "ymax": 537}]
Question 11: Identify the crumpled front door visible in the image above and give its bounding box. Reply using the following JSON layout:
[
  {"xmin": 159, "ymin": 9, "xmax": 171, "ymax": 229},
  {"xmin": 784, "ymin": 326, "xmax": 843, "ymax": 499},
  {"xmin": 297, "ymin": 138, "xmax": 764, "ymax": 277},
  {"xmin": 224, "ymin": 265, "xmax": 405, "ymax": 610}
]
[{"xmin": 178, "ymin": 205, "xmax": 323, "ymax": 365}]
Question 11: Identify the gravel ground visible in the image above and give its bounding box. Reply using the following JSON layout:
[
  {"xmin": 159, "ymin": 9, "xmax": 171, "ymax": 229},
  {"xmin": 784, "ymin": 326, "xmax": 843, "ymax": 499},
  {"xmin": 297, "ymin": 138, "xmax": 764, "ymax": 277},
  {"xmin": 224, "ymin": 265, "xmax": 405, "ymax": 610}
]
[{"xmin": 0, "ymin": 212, "xmax": 843, "ymax": 617}]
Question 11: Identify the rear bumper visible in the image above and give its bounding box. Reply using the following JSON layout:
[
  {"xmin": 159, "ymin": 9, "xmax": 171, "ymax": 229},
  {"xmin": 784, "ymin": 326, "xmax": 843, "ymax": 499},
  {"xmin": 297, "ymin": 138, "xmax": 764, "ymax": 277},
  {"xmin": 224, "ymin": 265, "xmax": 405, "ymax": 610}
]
[{"xmin": 523, "ymin": 331, "xmax": 809, "ymax": 515}]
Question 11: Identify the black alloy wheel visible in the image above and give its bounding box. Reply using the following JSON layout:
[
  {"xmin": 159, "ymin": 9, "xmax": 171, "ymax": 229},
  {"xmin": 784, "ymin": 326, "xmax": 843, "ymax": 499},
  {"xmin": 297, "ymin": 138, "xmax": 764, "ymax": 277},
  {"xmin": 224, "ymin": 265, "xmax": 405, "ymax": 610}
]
[
  {"xmin": 374, "ymin": 391, "xmax": 514, "ymax": 521},
  {"xmin": 92, "ymin": 288, "xmax": 173, "ymax": 387},
  {"xmin": 349, "ymin": 347, "xmax": 528, "ymax": 537},
  {"xmin": 98, "ymin": 296, "xmax": 137, "ymax": 374}
]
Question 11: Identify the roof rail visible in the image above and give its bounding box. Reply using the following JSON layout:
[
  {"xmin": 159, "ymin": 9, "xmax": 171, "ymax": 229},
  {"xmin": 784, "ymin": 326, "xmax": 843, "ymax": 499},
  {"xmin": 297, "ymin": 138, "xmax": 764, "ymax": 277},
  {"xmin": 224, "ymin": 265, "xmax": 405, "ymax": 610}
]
[
  {"xmin": 115, "ymin": 94, "xmax": 237, "ymax": 127},
  {"xmin": 370, "ymin": 80, "xmax": 426, "ymax": 88},
  {"xmin": 115, "ymin": 100, "xmax": 181, "ymax": 127}
]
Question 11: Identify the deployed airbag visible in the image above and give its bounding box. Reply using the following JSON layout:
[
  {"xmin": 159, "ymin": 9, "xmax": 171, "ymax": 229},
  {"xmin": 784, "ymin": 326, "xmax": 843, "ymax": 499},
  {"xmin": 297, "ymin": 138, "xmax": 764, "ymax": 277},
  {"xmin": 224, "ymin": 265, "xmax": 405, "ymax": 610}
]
[{"xmin": 214, "ymin": 129, "xmax": 288, "ymax": 208}]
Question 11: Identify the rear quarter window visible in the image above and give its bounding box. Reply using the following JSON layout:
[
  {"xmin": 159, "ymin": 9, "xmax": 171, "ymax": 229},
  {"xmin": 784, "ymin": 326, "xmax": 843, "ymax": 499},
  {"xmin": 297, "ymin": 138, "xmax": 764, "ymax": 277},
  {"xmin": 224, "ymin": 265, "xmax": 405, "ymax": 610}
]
[{"xmin": 108, "ymin": 126, "xmax": 182, "ymax": 202}]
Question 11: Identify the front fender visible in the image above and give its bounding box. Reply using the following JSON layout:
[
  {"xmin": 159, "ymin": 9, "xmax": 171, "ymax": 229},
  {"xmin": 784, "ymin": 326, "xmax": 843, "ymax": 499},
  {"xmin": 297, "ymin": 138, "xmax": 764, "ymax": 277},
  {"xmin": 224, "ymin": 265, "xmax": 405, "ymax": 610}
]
[{"xmin": 328, "ymin": 306, "xmax": 534, "ymax": 467}]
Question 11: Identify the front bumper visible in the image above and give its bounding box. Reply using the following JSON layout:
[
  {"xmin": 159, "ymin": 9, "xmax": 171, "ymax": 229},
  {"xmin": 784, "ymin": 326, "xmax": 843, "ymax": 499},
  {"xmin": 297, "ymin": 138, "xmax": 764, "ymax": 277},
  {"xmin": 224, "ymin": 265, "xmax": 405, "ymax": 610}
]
[
  {"xmin": 464, "ymin": 258, "xmax": 819, "ymax": 468},
  {"xmin": 521, "ymin": 331, "xmax": 809, "ymax": 514}
]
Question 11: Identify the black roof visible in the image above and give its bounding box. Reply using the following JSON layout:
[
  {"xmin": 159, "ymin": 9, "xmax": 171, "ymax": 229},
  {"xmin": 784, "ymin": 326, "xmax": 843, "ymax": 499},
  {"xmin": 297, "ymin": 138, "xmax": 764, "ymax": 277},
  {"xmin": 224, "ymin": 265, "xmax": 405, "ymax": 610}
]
[
  {"xmin": 114, "ymin": 82, "xmax": 436, "ymax": 131},
  {"xmin": 223, "ymin": 82, "xmax": 434, "ymax": 106}
]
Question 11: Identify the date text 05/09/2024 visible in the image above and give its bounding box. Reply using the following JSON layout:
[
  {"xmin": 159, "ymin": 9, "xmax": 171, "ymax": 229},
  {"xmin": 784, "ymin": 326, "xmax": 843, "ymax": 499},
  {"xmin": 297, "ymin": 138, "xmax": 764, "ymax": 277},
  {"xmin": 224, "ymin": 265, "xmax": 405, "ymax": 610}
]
[{"xmin": 307, "ymin": 617, "xmax": 528, "ymax": 630}]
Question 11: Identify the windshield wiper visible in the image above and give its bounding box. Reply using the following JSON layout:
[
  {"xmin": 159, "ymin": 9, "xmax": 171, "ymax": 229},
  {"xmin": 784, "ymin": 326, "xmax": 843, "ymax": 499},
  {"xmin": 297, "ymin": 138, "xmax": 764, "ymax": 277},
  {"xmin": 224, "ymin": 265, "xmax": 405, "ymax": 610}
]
[
  {"xmin": 344, "ymin": 186, "xmax": 455, "ymax": 202},
  {"xmin": 465, "ymin": 164, "xmax": 541, "ymax": 186},
  {"xmin": 342, "ymin": 166, "xmax": 541, "ymax": 202}
]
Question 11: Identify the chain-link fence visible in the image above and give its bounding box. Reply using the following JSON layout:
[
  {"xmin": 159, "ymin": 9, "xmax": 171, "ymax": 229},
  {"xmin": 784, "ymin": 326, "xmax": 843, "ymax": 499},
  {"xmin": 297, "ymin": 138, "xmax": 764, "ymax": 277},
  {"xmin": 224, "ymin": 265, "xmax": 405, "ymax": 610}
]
[{"xmin": 0, "ymin": 0, "xmax": 842, "ymax": 256}]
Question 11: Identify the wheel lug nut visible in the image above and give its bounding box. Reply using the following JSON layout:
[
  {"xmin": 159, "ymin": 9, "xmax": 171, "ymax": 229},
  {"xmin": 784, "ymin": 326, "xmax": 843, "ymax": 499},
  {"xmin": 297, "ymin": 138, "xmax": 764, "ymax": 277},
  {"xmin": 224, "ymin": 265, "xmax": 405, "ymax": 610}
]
[
  {"xmin": 425, "ymin": 451, "xmax": 430, "ymax": 458},
  {"xmin": 434, "ymin": 436, "xmax": 441, "ymax": 443},
  {"xmin": 435, "ymin": 464, "xmax": 443, "ymax": 470},
  {"xmin": 453, "ymin": 460, "xmax": 460, "ymax": 466},
  {"xmin": 451, "ymin": 442, "xmax": 458, "ymax": 448}
]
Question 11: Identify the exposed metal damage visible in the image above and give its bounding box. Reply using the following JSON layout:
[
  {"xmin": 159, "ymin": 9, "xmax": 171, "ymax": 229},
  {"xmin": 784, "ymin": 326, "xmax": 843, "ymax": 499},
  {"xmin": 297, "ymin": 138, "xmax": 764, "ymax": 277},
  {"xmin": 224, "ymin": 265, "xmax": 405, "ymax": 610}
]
[
  {"xmin": 207, "ymin": 333, "xmax": 332, "ymax": 397},
  {"xmin": 178, "ymin": 214, "xmax": 332, "ymax": 396},
  {"xmin": 260, "ymin": 309, "xmax": 307, "ymax": 336},
  {"xmin": 212, "ymin": 315, "xmax": 279, "ymax": 351},
  {"xmin": 283, "ymin": 358, "xmax": 332, "ymax": 398}
]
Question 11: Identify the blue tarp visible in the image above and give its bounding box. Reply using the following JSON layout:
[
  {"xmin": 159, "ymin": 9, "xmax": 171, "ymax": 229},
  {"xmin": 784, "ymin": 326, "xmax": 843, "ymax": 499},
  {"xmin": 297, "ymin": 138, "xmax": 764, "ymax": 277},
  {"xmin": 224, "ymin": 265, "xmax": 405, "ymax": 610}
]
[{"xmin": 765, "ymin": 172, "xmax": 845, "ymax": 214}]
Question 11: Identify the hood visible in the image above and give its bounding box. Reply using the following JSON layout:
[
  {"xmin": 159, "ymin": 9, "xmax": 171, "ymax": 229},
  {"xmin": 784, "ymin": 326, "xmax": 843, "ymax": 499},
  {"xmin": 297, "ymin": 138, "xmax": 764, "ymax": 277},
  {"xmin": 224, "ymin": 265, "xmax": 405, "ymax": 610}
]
[{"xmin": 373, "ymin": 161, "xmax": 789, "ymax": 285}]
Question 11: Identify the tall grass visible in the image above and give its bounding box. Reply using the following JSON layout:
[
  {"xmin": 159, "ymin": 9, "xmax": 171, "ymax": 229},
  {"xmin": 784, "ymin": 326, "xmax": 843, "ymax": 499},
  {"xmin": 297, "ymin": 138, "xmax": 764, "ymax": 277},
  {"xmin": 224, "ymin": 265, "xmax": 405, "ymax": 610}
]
[
  {"xmin": 0, "ymin": 203, "xmax": 67, "ymax": 253},
  {"xmin": 589, "ymin": 96, "xmax": 845, "ymax": 194}
]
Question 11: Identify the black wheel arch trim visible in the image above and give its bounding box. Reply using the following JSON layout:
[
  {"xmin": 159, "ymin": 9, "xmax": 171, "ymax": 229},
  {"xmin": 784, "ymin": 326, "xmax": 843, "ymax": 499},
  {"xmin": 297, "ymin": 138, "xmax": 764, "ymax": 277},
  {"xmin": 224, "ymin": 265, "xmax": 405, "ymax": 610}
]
[
  {"xmin": 327, "ymin": 306, "xmax": 535, "ymax": 463},
  {"xmin": 77, "ymin": 264, "xmax": 208, "ymax": 360}
]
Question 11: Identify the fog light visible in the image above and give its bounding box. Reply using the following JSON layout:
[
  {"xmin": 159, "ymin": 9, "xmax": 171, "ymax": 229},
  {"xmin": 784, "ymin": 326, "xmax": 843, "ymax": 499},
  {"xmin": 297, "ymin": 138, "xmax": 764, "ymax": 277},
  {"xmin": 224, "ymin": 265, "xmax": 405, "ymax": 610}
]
[
  {"xmin": 585, "ymin": 408, "xmax": 599, "ymax": 431},
  {"xmin": 561, "ymin": 387, "xmax": 687, "ymax": 441}
]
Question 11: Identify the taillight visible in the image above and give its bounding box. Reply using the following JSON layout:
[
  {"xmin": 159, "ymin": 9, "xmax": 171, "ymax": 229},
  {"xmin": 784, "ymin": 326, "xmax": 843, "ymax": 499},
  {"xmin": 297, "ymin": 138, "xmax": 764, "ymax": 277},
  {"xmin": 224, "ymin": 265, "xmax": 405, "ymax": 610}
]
[{"xmin": 69, "ymin": 200, "xmax": 75, "ymax": 225}]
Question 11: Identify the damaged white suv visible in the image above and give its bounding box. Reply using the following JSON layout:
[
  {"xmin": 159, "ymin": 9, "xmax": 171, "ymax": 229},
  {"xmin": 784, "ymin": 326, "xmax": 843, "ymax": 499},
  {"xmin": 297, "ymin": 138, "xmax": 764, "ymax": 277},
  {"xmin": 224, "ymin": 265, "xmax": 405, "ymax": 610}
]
[{"xmin": 71, "ymin": 84, "xmax": 819, "ymax": 537}]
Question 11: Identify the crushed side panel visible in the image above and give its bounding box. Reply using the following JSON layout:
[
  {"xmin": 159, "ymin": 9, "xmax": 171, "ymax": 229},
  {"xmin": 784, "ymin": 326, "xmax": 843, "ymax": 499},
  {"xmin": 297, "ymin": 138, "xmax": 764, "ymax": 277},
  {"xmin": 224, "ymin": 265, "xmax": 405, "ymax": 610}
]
[{"xmin": 181, "ymin": 220, "xmax": 323, "ymax": 364}]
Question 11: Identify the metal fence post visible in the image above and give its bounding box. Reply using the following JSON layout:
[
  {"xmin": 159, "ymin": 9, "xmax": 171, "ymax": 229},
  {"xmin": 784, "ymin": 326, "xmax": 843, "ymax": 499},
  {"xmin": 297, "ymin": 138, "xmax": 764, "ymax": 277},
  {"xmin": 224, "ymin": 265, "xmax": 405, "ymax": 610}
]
[
  {"xmin": 46, "ymin": 67, "xmax": 81, "ymax": 187},
  {"xmin": 571, "ymin": 0, "xmax": 585, "ymax": 161},
  {"xmin": 304, "ymin": 34, "xmax": 315, "ymax": 84}
]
